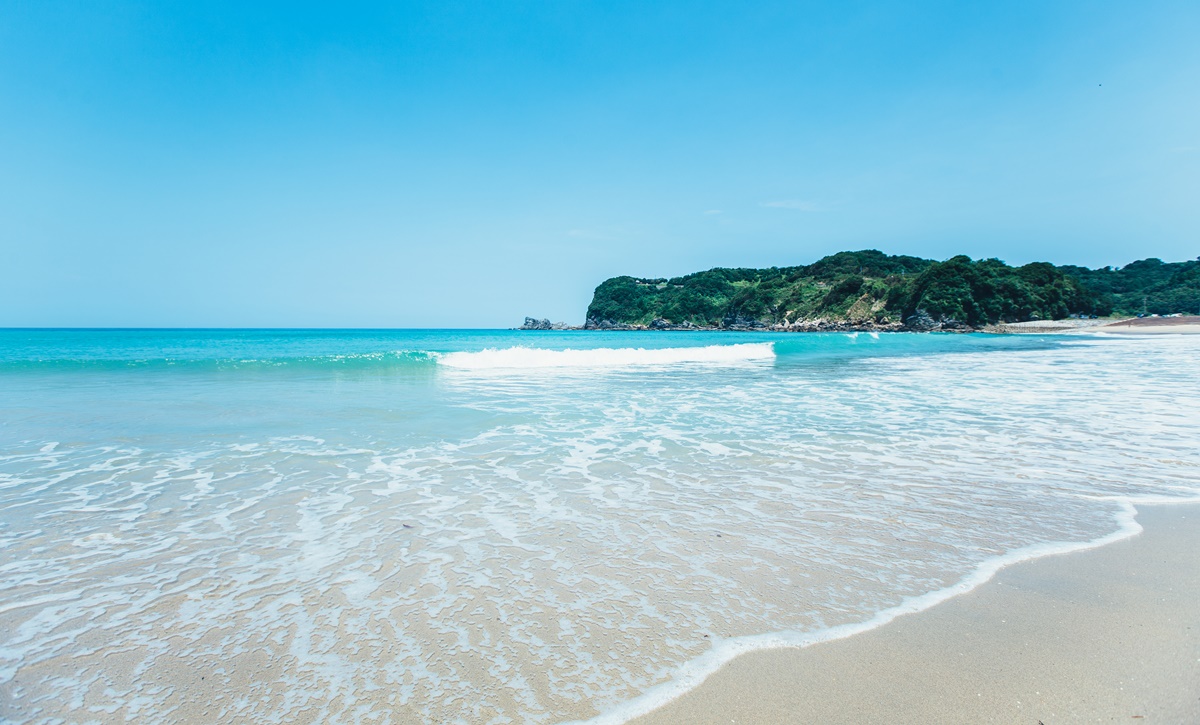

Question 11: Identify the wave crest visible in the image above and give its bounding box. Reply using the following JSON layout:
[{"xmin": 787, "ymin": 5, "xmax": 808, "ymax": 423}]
[{"xmin": 437, "ymin": 343, "xmax": 776, "ymax": 370}]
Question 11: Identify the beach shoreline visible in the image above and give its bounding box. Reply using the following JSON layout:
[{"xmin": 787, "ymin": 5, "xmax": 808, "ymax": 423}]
[
  {"xmin": 5, "ymin": 332, "xmax": 1199, "ymax": 723},
  {"xmin": 515, "ymin": 316, "xmax": 1200, "ymax": 335},
  {"xmin": 1088, "ymin": 316, "xmax": 1200, "ymax": 334},
  {"xmin": 985, "ymin": 316, "xmax": 1200, "ymax": 334},
  {"xmin": 620, "ymin": 502, "xmax": 1200, "ymax": 724}
]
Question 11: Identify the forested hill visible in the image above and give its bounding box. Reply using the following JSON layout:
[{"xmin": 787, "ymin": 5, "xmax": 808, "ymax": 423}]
[{"xmin": 583, "ymin": 250, "xmax": 1200, "ymax": 331}]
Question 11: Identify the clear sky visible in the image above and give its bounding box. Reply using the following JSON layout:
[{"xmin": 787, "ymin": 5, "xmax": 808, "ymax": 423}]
[{"xmin": 2, "ymin": 1, "xmax": 1197, "ymax": 327}]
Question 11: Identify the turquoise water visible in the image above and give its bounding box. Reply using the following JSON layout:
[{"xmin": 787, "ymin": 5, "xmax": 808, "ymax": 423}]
[
  {"xmin": 2, "ymin": 330, "xmax": 1198, "ymax": 723},
  {"xmin": 0, "ymin": 329, "xmax": 1054, "ymax": 444}
]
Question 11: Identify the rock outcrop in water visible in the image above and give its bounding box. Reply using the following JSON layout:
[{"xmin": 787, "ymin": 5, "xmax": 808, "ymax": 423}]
[{"xmin": 518, "ymin": 317, "xmax": 574, "ymax": 330}]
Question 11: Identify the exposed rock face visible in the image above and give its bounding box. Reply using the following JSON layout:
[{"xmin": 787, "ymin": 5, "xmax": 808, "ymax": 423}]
[
  {"xmin": 904, "ymin": 310, "xmax": 939, "ymax": 331},
  {"xmin": 783, "ymin": 318, "xmax": 906, "ymax": 332},
  {"xmin": 721, "ymin": 315, "xmax": 769, "ymax": 330},
  {"xmin": 580, "ymin": 309, "xmax": 981, "ymax": 332},
  {"xmin": 583, "ymin": 316, "xmax": 916, "ymax": 332},
  {"xmin": 518, "ymin": 317, "xmax": 573, "ymax": 330},
  {"xmin": 583, "ymin": 318, "xmax": 647, "ymax": 330},
  {"xmin": 904, "ymin": 309, "xmax": 971, "ymax": 332}
]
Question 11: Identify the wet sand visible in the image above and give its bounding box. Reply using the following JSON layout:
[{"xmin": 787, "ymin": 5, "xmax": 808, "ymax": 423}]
[
  {"xmin": 1095, "ymin": 316, "xmax": 1200, "ymax": 334},
  {"xmin": 630, "ymin": 504, "xmax": 1200, "ymax": 724}
]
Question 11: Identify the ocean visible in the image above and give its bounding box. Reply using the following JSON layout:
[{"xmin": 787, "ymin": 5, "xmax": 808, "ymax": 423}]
[{"xmin": 1, "ymin": 329, "xmax": 1198, "ymax": 723}]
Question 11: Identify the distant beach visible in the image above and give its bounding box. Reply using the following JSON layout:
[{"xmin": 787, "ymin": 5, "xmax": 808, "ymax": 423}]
[
  {"xmin": 986, "ymin": 315, "xmax": 1200, "ymax": 335},
  {"xmin": 1091, "ymin": 315, "xmax": 1200, "ymax": 334}
]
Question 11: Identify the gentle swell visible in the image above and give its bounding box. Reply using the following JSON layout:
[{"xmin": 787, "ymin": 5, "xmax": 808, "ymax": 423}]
[
  {"xmin": 437, "ymin": 343, "xmax": 776, "ymax": 370},
  {"xmin": 0, "ymin": 350, "xmax": 442, "ymax": 373}
]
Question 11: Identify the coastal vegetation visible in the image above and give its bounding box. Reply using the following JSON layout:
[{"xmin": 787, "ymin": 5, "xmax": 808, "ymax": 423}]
[{"xmin": 584, "ymin": 251, "xmax": 1200, "ymax": 330}]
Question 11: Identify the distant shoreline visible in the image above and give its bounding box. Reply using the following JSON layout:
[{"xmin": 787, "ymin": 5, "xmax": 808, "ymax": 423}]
[
  {"xmin": 517, "ymin": 315, "xmax": 1200, "ymax": 334},
  {"xmin": 1087, "ymin": 316, "xmax": 1200, "ymax": 334},
  {"xmin": 993, "ymin": 315, "xmax": 1200, "ymax": 335}
]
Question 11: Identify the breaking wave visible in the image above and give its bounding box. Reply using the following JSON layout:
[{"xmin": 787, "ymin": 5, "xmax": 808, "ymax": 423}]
[{"xmin": 436, "ymin": 343, "xmax": 777, "ymax": 370}]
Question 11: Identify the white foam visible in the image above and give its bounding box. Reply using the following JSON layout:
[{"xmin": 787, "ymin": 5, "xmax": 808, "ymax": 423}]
[
  {"xmin": 569, "ymin": 495, "xmax": 1200, "ymax": 725},
  {"xmin": 437, "ymin": 343, "xmax": 775, "ymax": 370},
  {"xmin": 4, "ymin": 334, "xmax": 1200, "ymax": 723}
]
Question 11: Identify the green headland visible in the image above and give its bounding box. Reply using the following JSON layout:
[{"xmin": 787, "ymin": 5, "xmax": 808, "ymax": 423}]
[{"xmin": 577, "ymin": 250, "xmax": 1200, "ymax": 331}]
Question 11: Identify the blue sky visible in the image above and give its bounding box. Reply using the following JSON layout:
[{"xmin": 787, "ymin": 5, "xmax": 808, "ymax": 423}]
[{"xmin": 2, "ymin": 1, "xmax": 1197, "ymax": 327}]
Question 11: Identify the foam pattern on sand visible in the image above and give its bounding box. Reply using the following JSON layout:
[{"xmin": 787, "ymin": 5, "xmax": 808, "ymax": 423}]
[{"xmin": 1, "ymin": 334, "xmax": 1199, "ymax": 723}]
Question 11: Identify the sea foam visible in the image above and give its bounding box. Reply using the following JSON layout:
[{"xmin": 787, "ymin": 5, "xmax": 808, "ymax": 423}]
[
  {"xmin": 2, "ymin": 331, "xmax": 1199, "ymax": 724},
  {"xmin": 436, "ymin": 342, "xmax": 776, "ymax": 370}
]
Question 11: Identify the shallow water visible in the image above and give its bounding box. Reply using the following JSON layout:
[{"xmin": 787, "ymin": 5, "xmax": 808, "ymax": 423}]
[{"xmin": 1, "ymin": 330, "xmax": 1198, "ymax": 723}]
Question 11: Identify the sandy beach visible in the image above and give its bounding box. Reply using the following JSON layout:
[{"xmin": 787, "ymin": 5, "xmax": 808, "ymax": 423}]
[
  {"xmin": 988, "ymin": 316, "xmax": 1200, "ymax": 334},
  {"xmin": 1092, "ymin": 316, "xmax": 1200, "ymax": 334},
  {"xmin": 631, "ymin": 503, "xmax": 1200, "ymax": 724}
]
